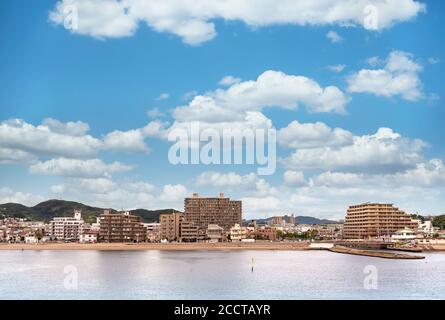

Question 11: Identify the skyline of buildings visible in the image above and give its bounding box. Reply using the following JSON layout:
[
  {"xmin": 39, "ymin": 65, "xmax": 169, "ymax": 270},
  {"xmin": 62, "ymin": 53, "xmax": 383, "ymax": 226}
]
[{"xmin": 2, "ymin": 192, "xmax": 443, "ymax": 244}]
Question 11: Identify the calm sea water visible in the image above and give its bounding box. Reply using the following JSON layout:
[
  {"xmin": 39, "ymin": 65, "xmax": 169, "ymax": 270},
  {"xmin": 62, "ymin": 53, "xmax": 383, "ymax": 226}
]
[{"xmin": 0, "ymin": 250, "xmax": 444, "ymax": 300}]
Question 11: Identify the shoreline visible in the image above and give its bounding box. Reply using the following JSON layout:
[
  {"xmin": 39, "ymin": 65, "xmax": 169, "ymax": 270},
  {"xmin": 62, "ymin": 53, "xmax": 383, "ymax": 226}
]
[
  {"xmin": 0, "ymin": 242, "xmax": 312, "ymax": 251},
  {"xmin": 1, "ymin": 242, "xmax": 445, "ymax": 251}
]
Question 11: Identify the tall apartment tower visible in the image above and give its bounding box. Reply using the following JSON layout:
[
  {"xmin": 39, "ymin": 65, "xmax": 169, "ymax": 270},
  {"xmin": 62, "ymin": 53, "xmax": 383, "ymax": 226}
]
[
  {"xmin": 184, "ymin": 193, "xmax": 242, "ymax": 231},
  {"xmin": 343, "ymin": 203, "xmax": 418, "ymax": 239}
]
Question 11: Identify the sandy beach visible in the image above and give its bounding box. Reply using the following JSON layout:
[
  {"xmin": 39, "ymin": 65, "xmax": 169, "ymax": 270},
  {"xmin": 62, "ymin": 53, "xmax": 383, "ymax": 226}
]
[
  {"xmin": 0, "ymin": 241, "xmax": 312, "ymax": 251},
  {"xmin": 1, "ymin": 242, "xmax": 444, "ymax": 251}
]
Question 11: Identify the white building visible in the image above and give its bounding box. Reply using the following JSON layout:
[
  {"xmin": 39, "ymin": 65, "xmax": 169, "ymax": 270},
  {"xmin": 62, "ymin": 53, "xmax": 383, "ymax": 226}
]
[
  {"xmin": 230, "ymin": 224, "xmax": 245, "ymax": 241},
  {"xmin": 207, "ymin": 224, "xmax": 224, "ymax": 243},
  {"xmin": 49, "ymin": 209, "xmax": 85, "ymax": 241},
  {"xmin": 391, "ymin": 228, "xmax": 416, "ymax": 242},
  {"xmin": 79, "ymin": 231, "xmax": 98, "ymax": 243},
  {"xmin": 143, "ymin": 222, "xmax": 161, "ymax": 242},
  {"xmin": 90, "ymin": 217, "xmax": 101, "ymax": 232}
]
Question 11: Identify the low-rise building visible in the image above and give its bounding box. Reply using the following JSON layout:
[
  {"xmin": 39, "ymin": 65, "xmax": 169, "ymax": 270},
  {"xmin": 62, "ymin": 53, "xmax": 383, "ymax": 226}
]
[
  {"xmin": 79, "ymin": 230, "xmax": 98, "ymax": 243},
  {"xmin": 230, "ymin": 223, "xmax": 245, "ymax": 241},
  {"xmin": 143, "ymin": 222, "xmax": 161, "ymax": 242},
  {"xmin": 391, "ymin": 228, "xmax": 416, "ymax": 243},
  {"xmin": 207, "ymin": 224, "xmax": 224, "ymax": 242},
  {"xmin": 256, "ymin": 226, "xmax": 277, "ymax": 241},
  {"xmin": 180, "ymin": 220, "xmax": 201, "ymax": 242}
]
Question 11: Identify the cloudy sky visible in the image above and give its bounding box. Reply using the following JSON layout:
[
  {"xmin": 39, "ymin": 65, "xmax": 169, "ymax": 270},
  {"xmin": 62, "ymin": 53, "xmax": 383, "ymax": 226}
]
[{"xmin": 1, "ymin": 0, "xmax": 444, "ymax": 219}]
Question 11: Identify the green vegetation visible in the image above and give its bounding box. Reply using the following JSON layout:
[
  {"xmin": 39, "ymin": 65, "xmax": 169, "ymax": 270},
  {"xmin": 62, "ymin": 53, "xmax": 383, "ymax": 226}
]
[
  {"xmin": 410, "ymin": 214, "xmax": 426, "ymax": 222},
  {"xmin": 432, "ymin": 215, "xmax": 445, "ymax": 230},
  {"xmin": 0, "ymin": 199, "xmax": 179, "ymax": 224},
  {"xmin": 277, "ymin": 229, "xmax": 318, "ymax": 240}
]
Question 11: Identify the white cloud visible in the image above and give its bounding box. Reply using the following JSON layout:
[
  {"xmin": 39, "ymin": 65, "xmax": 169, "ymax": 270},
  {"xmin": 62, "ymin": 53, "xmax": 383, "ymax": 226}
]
[
  {"xmin": 283, "ymin": 170, "xmax": 305, "ymax": 186},
  {"xmin": 327, "ymin": 64, "xmax": 346, "ymax": 73},
  {"xmin": 0, "ymin": 119, "xmax": 102, "ymax": 159},
  {"xmin": 366, "ymin": 56, "xmax": 383, "ymax": 67},
  {"xmin": 311, "ymin": 159, "xmax": 445, "ymax": 188},
  {"xmin": 147, "ymin": 107, "xmax": 166, "ymax": 119},
  {"xmin": 49, "ymin": 0, "xmax": 426, "ymax": 45},
  {"xmin": 0, "ymin": 187, "xmax": 45, "ymax": 206},
  {"xmin": 326, "ymin": 30, "xmax": 343, "ymax": 43},
  {"xmin": 347, "ymin": 50, "xmax": 423, "ymax": 101},
  {"xmin": 282, "ymin": 127, "xmax": 426, "ymax": 173},
  {"xmin": 29, "ymin": 158, "xmax": 133, "ymax": 178},
  {"xmin": 0, "ymin": 118, "xmax": 170, "ymax": 163},
  {"xmin": 196, "ymin": 171, "xmax": 257, "ymax": 189},
  {"xmin": 51, "ymin": 184, "xmax": 66, "ymax": 194},
  {"xmin": 104, "ymin": 128, "xmax": 150, "ymax": 153},
  {"xmin": 103, "ymin": 120, "xmax": 168, "ymax": 152},
  {"xmin": 159, "ymin": 184, "xmax": 188, "ymax": 203},
  {"xmin": 219, "ymin": 75, "xmax": 241, "ymax": 86},
  {"xmin": 173, "ymin": 70, "xmax": 350, "ymax": 122},
  {"xmin": 41, "ymin": 118, "xmax": 90, "ymax": 136},
  {"xmin": 278, "ymin": 120, "xmax": 353, "ymax": 149},
  {"xmin": 0, "ymin": 148, "xmax": 38, "ymax": 164},
  {"xmin": 156, "ymin": 93, "xmax": 170, "ymax": 101}
]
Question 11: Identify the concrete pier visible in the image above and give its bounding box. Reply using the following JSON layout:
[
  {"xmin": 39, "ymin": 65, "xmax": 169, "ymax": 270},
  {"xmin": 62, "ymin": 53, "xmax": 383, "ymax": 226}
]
[{"xmin": 329, "ymin": 245, "xmax": 425, "ymax": 259}]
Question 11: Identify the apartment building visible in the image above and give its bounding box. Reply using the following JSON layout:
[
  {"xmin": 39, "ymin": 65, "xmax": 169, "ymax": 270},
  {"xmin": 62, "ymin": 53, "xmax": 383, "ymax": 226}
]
[
  {"xmin": 99, "ymin": 210, "xmax": 147, "ymax": 243},
  {"xmin": 184, "ymin": 193, "xmax": 242, "ymax": 231},
  {"xmin": 343, "ymin": 203, "xmax": 418, "ymax": 239},
  {"xmin": 160, "ymin": 212, "xmax": 183, "ymax": 242},
  {"xmin": 180, "ymin": 220, "xmax": 201, "ymax": 242},
  {"xmin": 49, "ymin": 209, "xmax": 85, "ymax": 241}
]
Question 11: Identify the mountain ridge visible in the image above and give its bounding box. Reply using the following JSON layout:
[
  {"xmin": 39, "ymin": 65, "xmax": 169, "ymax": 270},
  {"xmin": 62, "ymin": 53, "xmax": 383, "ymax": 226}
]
[
  {"xmin": 0, "ymin": 199, "xmax": 341, "ymax": 225},
  {"xmin": 0, "ymin": 199, "xmax": 180, "ymax": 224}
]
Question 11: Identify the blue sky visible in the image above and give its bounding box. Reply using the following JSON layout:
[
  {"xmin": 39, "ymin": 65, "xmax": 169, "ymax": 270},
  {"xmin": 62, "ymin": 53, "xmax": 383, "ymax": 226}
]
[{"xmin": 0, "ymin": 0, "xmax": 444, "ymax": 219}]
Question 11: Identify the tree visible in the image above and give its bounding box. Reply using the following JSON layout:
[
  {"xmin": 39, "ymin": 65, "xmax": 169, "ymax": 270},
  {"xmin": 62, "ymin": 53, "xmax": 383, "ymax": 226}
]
[
  {"xmin": 34, "ymin": 229, "xmax": 44, "ymax": 243},
  {"xmin": 432, "ymin": 215, "xmax": 445, "ymax": 230}
]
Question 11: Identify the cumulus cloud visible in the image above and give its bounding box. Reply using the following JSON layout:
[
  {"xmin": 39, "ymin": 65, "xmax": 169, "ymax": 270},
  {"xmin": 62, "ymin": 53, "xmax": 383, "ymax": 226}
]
[
  {"xmin": 0, "ymin": 148, "xmax": 38, "ymax": 164},
  {"xmin": 282, "ymin": 128, "xmax": 426, "ymax": 173},
  {"xmin": 311, "ymin": 159, "xmax": 445, "ymax": 188},
  {"xmin": 173, "ymin": 70, "xmax": 350, "ymax": 122},
  {"xmin": 49, "ymin": 0, "xmax": 426, "ymax": 45},
  {"xmin": 347, "ymin": 50, "xmax": 423, "ymax": 101},
  {"xmin": 196, "ymin": 171, "xmax": 257, "ymax": 189},
  {"xmin": 0, "ymin": 187, "xmax": 45, "ymax": 206},
  {"xmin": 0, "ymin": 118, "xmax": 169, "ymax": 165},
  {"xmin": 278, "ymin": 120, "xmax": 353, "ymax": 149},
  {"xmin": 29, "ymin": 158, "xmax": 133, "ymax": 178},
  {"xmin": 159, "ymin": 184, "xmax": 188, "ymax": 203},
  {"xmin": 283, "ymin": 170, "xmax": 305, "ymax": 186},
  {"xmin": 219, "ymin": 75, "xmax": 241, "ymax": 86},
  {"xmin": 147, "ymin": 107, "xmax": 166, "ymax": 119},
  {"xmin": 41, "ymin": 118, "xmax": 90, "ymax": 136},
  {"xmin": 0, "ymin": 119, "xmax": 102, "ymax": 159},
  {"xmin": 103, "ymin": 120, "xmax": 169, "ymax": 152}
]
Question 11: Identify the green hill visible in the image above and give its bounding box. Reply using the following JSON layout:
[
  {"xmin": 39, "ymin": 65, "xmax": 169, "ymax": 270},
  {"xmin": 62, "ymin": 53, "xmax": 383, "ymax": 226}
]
[{"xmin": 0, "ymin": 199, "xmax": 180, "ymax": 224}]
